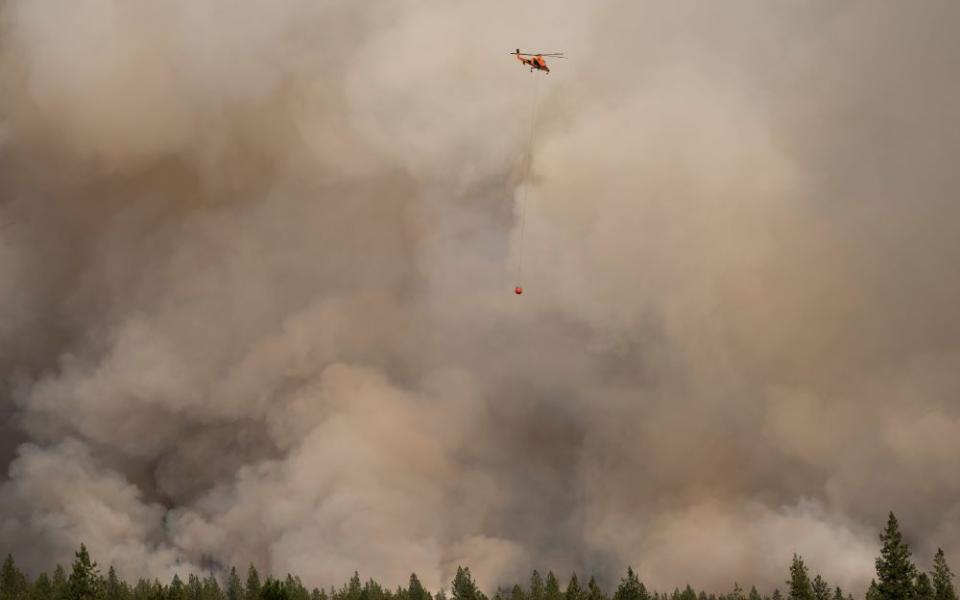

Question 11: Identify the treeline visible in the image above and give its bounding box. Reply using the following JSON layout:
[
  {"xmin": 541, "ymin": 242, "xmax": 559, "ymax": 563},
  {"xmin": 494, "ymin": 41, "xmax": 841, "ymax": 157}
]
[{"xmin": 0, "ymin": 513, "xmax": 955, "ymax": 600}]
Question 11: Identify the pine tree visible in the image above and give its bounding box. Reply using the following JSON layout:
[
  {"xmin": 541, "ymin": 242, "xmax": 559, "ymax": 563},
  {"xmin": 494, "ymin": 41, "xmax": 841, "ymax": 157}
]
[
  {"xmin": 434, "ymin": 590, "xmax": 447, "ymax": 600},
  {"xmin": 876, "ymin": 513, "xmax": 917, "ymax": 600},
  {"xmin": 131, "ymin": 579, "xmax": 152, "ymax": 600},
  {"xmin": 787, "ymin": 556, "xmax": 815, "ymax": 600},
  {"xmin": 933, "ymin": 549, "xmax": 958, "ymax": 600},
  {"xmin": 105, "ymin": 568, "xmax": 129, "ymax": 600},
  {"xmin": 149, "ymin": 581, "xmax": 164, "ymax": 600},
  {"xmin": 33, "ymin": 574, "xmax": 53, "ymax": 600},
  {"xmin": 916, "ymin": 575, "xmax": 934, "ymax": 600},
  {"xmin": 408, "ymin": 576, "xmax": 429, "ymax": 600},
  {"xmin": 52, "ymin": 567, "xmax": 69, "ymax": 600},
  {"xmin": 867, "ymin": 580, "xmax": 880, "ymax": 600},
  {"xmin": 225, "ymin": 571, "xmax": 242, "ymax": 600},
  {"xmin": 284, "ymin": 576, "xmax": 308, "ymax": 600},
  {"xmin": 453, "ymin": 568, "xmax": 482, "ymax": 600},
  {"xmin": 586, "ymin": 578, "xmax": 606, "ymax": 600},
  {"xmin": 613, "ymin": 569, "xmax": 649, "ymax": 600},
  {"xmin": 530, "ymin": 573, "xmax": 544, "ymax": 600},
  {"xmin": 202, "ymin": 576, "xmax": 222, "ymax": 600},
  {"xmin": 311, "ymin": 589, "xmax": 328, "ymax": 600},
  {"xmin": 260, "ymin": 580, "xmax": 288, "ymax": 600},
  {"xmin": 168, "ymin": 576, "xmax": 185, "ymax": 600},
  {"xmin": 1, "ymin": 555, "xmax": 28, "ymax": 600},
  {"xmin": 511, "ymin": 586, "xmax": 526, "ymax": 600},
  {"xmin": 545, "ymin": 574, "xmax": 562, "ymax": 600},
  {"xmin": 729, "ymin": 585, "xmax": 745, "ymax": 600},
  {"xmin": 245, "ymin": 570, "xmax": 261, "ymax": 600},
  {"xmin": 812, "ymin": 576, "xmax": 829, "ymax": 600},
  {"xmin": 566, "ymin": 575, "xmax": 585, "ymax": 600},
  {"xmin": 67, "ymin": 545, "xmax": 103, "ymax": 600},
  {"xmin": 186, "ymin": 576, "xmax": 203, "ymax": 600},
  {"xmin": 748, "ymin": 588, "xmax": 761, "ymax": 600},
  {"xmin": 362, "ymin": 579, "xmax": 385, "ymax": 600},
  {"xmin": 771, "ymin": 589, "xmax": 784, "ymax": 600},
  {"xmin": 340, "ymin": 574, "xmax": 362, "ymax": 600},
  {"xmin": 680, "ymin": 587, "xmax": 696, "ymax": 600},
  {"xmin": 832, "ymin": 588, "xmax": 843, "ymax": 600}
]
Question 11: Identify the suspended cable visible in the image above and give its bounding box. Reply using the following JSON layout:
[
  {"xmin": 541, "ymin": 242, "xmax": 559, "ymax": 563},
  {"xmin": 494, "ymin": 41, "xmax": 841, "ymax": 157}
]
[{"xmin": 515, "ymin": 73, "xmax": 542, "ymax": 295}]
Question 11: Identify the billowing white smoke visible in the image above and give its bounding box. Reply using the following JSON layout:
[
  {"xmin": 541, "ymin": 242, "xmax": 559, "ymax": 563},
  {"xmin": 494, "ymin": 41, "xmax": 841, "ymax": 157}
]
[{"xmin": 2, "ymin": 0, "xmax": 960, "ymax": 596}]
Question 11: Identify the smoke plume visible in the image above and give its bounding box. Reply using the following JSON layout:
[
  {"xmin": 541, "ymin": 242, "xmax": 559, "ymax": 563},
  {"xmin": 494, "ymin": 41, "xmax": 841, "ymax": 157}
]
[{"xmin": 2, "ymin": 0, "xmax": 960, "ymax": 595}]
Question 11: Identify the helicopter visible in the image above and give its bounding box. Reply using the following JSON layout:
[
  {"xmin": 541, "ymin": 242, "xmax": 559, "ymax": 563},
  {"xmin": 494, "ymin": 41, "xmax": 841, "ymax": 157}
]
[{"xmin": 511, "ymin": 49, "xmax": 564, "ymax": 73}]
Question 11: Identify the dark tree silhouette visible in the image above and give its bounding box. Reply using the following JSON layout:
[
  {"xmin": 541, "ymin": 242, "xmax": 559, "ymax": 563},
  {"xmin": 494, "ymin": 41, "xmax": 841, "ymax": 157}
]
[{"xmin": 933, "ymin": 550, "xmax": 958, "ymax": 600}]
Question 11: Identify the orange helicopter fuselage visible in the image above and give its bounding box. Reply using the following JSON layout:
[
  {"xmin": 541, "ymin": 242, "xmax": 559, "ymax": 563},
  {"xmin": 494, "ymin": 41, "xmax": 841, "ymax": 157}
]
[{"xmin": 516, "ymin": 54, "xmax": 550, "ymax": 73}]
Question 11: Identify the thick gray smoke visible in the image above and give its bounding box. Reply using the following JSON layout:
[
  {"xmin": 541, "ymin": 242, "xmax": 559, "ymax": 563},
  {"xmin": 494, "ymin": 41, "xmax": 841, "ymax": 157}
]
[{"xmin": 2, "ymin": 0, "xmax": 960, "ymax": 595}]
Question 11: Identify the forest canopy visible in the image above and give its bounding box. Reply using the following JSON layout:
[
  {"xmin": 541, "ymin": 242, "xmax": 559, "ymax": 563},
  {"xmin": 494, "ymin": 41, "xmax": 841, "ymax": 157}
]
[{"xmin": 0, "ymin": 514, "xmax": 955, "ymax": 600}]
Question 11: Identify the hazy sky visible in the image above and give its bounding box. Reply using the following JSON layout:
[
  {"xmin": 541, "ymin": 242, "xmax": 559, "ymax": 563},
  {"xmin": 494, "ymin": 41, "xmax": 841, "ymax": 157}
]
[{"xmin": 2, "ymin": 0, "xmax": 960, "ymax": 595}]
